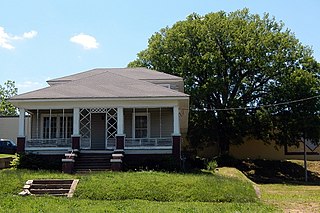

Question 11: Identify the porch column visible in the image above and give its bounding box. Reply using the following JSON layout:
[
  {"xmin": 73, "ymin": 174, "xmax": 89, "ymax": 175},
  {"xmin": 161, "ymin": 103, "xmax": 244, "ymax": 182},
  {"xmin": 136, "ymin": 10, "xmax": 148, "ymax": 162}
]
[
  {"xmin": 172, "ymin": 106, "xmax": 181, "ymax": 161},
  {"xmin": 173, "ymin": 106, "xmax": 180, "ymax": 135},
  {"xmin": 117, "ymin": 107, "xmax": 124, "ymax": 135},
  {"xmin": 116, "ymin": 107, "xmax": 125, "ymax": 150},
  {"xmin": 71, "ymin": 107, "xmax": 80, "ymax": 150},
  {"xmin": 17, "ymin": 108, "xmax": 26, "ymax": 154},
  {"xmin": 18, "ymin": 108, "xmax": 25, "ymax": 136}
]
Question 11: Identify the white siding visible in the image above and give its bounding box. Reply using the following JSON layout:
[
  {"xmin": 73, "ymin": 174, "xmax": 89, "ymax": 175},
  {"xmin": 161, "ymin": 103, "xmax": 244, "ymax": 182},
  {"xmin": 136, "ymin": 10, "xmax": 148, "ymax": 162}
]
[{"xmin": 0, "ymin": 116, "xmax": 31, "ymax": 142}]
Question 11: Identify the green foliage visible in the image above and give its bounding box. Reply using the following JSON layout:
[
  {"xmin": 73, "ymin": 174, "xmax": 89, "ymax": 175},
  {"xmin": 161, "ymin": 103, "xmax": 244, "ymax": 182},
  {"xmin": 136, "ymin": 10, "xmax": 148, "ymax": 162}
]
[
  {"xmin": 207, "ymin": 160, "xmax": 218, "ymax": 172},
  {"xmin": 129, "ymin": 8, "xmax": 320, "ymax": 153},
  {"xmin": 9, "ymin": 154, "xmax": 19, "ymax": 169},
  {"xmin": 0, "ymin": 80, "xmax": 18, "ymax": 116},
  {"xmin": 216, "ymin": 154, "xmax": 240, "ymax": 167},
  {"xmin": 0, "ymin": 169, "xmax": 279, "ymax": 212},
  {"xmin": 17, "ymin": 154, "xmax": 62, "ymax": 170},
  {"xmin": 264, "ymin": 69, "xmax": 320, "ymax": 147},
  {"xmin": 0, "ymin": 197, "xmax": 276, "ymax": 212},
  {"xmin": 124, "ymin": 155, "xmax": 179, "ymax": 171},
  {"xmin": 76, "ymin": 171, "xmax": 257, "ymax": 202}
]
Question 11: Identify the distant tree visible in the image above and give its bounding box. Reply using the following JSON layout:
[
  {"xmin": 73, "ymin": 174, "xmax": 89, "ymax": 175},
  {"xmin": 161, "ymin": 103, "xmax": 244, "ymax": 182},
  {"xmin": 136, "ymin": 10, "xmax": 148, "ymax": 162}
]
[
  {"xmin": 0, "ymin": 80, "xmax": 18, "ymax": 116},
  {"xmin": 129, "ymin": 9, "xmax": 320, "ymax": 154}
]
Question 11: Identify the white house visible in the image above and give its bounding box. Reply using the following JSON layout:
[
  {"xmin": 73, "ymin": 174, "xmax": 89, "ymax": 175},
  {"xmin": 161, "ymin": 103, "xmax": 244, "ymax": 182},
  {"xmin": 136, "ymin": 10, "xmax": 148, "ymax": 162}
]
[{"xmin": 10, "ymin": 68, "xmax": 189, "ymax": 172}]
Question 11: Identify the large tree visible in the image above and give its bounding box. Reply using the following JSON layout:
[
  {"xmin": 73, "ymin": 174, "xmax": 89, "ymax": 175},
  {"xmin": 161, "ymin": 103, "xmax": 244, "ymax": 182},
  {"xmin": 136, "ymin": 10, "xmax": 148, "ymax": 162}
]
[
  {"xmin": 0, "ymin": 80, "xmax": 18, "ymax": 116},
  {"xmin": 129, "ymin": 9, "xmax": 320, "ymax": 154}
]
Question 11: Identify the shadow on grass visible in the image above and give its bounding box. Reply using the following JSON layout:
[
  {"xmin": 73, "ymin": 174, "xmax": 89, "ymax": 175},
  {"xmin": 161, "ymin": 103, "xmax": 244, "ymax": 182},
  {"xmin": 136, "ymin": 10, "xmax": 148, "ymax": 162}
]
[{"xmin": 217, "ymin": 156, "xmax": 320, "ymax": 185}]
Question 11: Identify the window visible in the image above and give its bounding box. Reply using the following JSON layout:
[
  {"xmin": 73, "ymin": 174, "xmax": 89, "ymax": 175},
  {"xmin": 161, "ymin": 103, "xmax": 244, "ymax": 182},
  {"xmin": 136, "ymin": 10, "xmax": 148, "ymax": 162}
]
[
  {"xmin": 42, "ymin": 115, "xmax": 73, "ymax": 139},
  {"xmin": 59, "ymin": 117, "xmax": 73, "ymax": 138},
  {"xmin": 43, "ymin": 117, "xmax": 57, "ymax": 138},
  {"xmin": 133, "ymin": 113, "xmax": 150, "ymax": 138}
]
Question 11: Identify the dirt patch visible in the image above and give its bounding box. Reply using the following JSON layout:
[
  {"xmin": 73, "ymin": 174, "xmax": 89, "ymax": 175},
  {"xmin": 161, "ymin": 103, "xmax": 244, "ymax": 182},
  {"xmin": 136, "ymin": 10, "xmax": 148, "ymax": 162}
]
[
  {"xmin": 217, "ymin": 157, "xmax": 320, "ymax": 212},
  {"xmin": 218, "ymin": 157, "xmax": 320, "ymax": 184}
]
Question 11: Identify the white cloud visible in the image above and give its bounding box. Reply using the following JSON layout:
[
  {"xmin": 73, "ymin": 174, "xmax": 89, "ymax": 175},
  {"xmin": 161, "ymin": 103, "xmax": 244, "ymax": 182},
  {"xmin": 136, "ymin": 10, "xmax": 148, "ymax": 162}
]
[
  {"xmin": 0, "ymin": 27, "xmax": 14, "ymax": 49},
  {"xmin": 70, "ymin": 33, "xmax": 99, "ymax": 49},
  {"xmin": 0, "ymin": 27, "xmax": 38, "ymax": 50},
  {"xmin": 23, "ymin": 30, "xmax": 38, "ymax": 39}
]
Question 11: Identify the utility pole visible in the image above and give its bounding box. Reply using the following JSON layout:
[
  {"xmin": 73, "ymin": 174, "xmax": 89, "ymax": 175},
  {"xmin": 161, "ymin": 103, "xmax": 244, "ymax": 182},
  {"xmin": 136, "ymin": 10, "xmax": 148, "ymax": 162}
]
[{"xmin": 303, "ymin": 136, "xmax": 308, "ymax": 182}]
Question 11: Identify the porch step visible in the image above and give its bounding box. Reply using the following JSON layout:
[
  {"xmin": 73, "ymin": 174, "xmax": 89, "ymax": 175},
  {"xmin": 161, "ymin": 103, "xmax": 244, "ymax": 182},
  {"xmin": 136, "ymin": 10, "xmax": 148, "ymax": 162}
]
[
  {"xmin": 19, "ymin": 179, "xmax": 79, "ymax": 197},
  {"xmin": 76, "ymin": 169, "xmax": 110, "ymax": 173},
  {"xmin": 74, "ymin": 153, "xmax": 112, "ymax": 173}
]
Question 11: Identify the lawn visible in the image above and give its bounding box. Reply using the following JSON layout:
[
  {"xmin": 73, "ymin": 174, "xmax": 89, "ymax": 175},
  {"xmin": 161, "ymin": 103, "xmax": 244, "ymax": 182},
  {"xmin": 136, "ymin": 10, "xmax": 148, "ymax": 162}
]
[
  {"xmin": 217, "ymin": 159, "xmax": 320, "ymax": 213},
  {"xmin": 259, "ymin": 183, "xmax": 320, "ymax": 212},
  {"xmin": 0, "ymin": 169, "xmax": 276, "ymax": 212}
]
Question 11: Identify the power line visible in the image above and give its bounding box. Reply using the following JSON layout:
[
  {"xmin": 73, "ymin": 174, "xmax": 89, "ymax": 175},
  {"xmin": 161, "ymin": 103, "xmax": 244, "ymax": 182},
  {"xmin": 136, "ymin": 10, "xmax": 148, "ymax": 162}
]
[{"xmin": 190, "ymin": 94, "xmax": 320, "ymax": 112}]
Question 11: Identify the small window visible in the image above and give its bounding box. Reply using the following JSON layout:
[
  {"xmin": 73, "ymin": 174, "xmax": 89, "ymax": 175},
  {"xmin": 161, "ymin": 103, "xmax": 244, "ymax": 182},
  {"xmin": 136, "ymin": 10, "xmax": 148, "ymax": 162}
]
[
  {"xmin": 133, "ymin": 113, "xmax": 150, "ymax": 138},
  {"xmin": 135, "ymin": 115, "xmax": 148, "ymax": 138}
]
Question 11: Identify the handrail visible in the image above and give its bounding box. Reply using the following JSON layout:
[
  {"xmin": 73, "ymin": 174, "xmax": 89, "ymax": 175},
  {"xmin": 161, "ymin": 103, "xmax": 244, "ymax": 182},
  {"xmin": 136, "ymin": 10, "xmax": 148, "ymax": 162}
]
[
  {"xmin": 125, "ymin": 137, "xmax": 172, "ymax": 147},
  {"xmin": 26, "ymin": 138, "xmax": 71, "ymax": 148}
]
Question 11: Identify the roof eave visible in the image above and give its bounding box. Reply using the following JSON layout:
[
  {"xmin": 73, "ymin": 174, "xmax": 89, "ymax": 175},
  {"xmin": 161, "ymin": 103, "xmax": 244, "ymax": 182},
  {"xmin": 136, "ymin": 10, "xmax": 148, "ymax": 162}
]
[{"xmin": 9, "ymin": 95, "xmax": 189, "ymax": 103}]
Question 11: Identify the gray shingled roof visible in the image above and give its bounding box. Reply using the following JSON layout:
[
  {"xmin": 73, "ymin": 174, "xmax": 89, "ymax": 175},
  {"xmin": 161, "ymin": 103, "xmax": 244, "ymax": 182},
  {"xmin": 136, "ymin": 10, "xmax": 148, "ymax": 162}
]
[
  {"xmin": 47, "ymin": 67, "xmax": 182, "ymax": 84},
  {"xmin": 11, "ymin": 68, "xmax": 188, "ymax": 100}
]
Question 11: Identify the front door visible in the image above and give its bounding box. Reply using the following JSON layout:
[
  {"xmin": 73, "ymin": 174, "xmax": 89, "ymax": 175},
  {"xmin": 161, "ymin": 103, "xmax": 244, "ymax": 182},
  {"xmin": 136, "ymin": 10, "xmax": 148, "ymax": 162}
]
[{"xmin": 91, "ymin": 113, "xmax": 106, "ymax": 149}]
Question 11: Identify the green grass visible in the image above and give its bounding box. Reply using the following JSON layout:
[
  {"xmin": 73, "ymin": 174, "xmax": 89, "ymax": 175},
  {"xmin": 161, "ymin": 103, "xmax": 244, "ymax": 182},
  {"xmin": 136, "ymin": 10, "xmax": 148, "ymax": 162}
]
[
  {"xmin": 0, "ymin": 197, "xmax": 276, "ymax": 213},
  {"xmin": 75, "ymin": 171, "xmax": 257, "ymax": 202},
  {"xmin": 0, "ymin": 169, "xmax": 276, "ymax": 212},
  {"xmin": 259, "ymin": 184, "xmax": 320, "ymax": 212}
]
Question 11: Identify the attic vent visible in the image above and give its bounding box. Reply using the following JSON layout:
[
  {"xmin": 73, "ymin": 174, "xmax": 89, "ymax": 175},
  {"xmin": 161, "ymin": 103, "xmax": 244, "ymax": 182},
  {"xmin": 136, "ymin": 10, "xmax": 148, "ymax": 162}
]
[{"xmin": 159, "ymin": 84, "xmax": 171, "ymax": 89}]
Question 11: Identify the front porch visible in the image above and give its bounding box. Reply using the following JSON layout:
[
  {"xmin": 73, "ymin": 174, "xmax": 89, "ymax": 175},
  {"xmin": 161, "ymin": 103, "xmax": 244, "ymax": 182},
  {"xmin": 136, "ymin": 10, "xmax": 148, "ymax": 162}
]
[{"xmin": 17, "ymin": 107, "xmax": 181, "ymax": 157}]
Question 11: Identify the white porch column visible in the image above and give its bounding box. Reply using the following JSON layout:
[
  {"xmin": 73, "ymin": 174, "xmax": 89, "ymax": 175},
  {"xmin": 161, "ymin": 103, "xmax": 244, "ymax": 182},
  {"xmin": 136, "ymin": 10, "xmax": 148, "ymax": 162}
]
[
  {"xmin": 73, "ymin": 107, "xmax": 80, "ymax": 135},
  {"xmin": 117, "ymin": 107, "xmax": 124, "ymax": 135},
  {"xmin": 18, "ymin": 108, "xmax": 25, "ymax": 136},
  {"xmin": 173, "ymin": 105, "xmax": 180, "ymax": 135}
]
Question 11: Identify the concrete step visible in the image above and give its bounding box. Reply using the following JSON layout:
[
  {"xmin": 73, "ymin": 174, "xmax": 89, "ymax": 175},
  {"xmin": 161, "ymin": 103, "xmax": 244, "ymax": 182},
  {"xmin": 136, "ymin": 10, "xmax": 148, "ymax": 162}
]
[
  {"xmin": 32, "ymin": 179, "xmax": 73, "ymax": 185},
  {"xmin": 30, "ymin": 189, "xmax": 70, "ymax": 195},
  {"xmin": 76, "ymin": 168, "xmax": 111, "ymax": 173},
  {"xmin": 75, "ymin": 165, "xmax": 111, "ymax": 168},
  {"xmin": 31, "ymin": 184, "xmax": 71, "ymax": 189},
  {"xmin": 74, "ymin": 153, "xmax": 112, "ymax": 172},
  {"xmin": 77, "ymin": 159, "xmax": 111, "ymax": 162},
  {"xmin": 19, "ymin": 179, "xmax": 79, "ymax": 197}
]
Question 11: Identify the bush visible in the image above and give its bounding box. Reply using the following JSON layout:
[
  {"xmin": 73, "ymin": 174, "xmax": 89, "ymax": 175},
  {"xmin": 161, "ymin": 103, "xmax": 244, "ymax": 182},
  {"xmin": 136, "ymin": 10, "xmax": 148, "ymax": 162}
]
[
  {"xmin": 216, "ymin": 154, "xmax": 239, "ymax": 167},
  {"xmin": 123, "ymin": 155, "xmax": 179, "ymax": 171},
  {"xmin": 207, "ymin": 160, "xmax": 218, "ymax": 172},
  {"xmin": 9, "ymin": 154, "xmax": 20, "ymax": 169},
  {"xmin": 17, "ymin": 154, "xmax": 62, "ymax": 171}
]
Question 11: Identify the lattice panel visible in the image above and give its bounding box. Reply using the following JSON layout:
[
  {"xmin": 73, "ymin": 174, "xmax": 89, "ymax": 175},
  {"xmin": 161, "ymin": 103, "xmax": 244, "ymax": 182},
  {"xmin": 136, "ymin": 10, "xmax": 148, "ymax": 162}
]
[
  {"xmin": 90, "ymin": 108, "xmax": 107, "ymax": 113},
  {"xmin": 79, "ymin": 108, "xmax": 118, "ymax": 149},
  {"xmin": 80, "ymin": 108, "xmax": 91, "ymax": 148},
  {"xmin": 106, "ymin": 108, "xmax": 117, "ymax": 140}
]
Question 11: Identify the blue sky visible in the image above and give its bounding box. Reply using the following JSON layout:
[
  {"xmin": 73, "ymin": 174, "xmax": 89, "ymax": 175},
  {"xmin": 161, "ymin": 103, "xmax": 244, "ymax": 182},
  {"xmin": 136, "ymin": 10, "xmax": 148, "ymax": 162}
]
[{"xmin": 1, "ymin": 0, "xmax": 319, "ymax": 94}]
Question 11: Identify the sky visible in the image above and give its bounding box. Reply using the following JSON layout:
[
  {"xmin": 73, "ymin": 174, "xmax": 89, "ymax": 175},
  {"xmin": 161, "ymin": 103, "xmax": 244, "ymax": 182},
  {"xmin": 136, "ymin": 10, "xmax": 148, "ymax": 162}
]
[{"xmin": 0, "ymin": 0, "xmax": 319, "ymax": 94}]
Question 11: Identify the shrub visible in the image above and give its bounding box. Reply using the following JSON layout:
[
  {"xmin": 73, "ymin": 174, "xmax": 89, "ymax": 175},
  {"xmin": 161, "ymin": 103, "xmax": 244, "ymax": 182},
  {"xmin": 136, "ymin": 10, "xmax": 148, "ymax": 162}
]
[
  {"xmin": 207, "ymin": 160, "xmax": 218, "ymax": 172},
  {"xmin": 216, "ymin": 154, "xmax": 239, "ymax": 167},
  {"xmin": 9, "ymin": 154, "xmax": 20, "ymax": 169},
  {"xmin": 17, "ymin": 154, "xmax": 62, "ymax": 171}
]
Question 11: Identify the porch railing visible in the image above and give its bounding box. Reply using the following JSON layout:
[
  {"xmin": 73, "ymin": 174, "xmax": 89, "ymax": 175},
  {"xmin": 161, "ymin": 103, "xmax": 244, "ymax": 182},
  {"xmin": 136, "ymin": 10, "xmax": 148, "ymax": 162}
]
[
  {"xmin": 25, "ymin": 138, "xmax": 172, "ymax": 149},
  {"xmin": 26, "ymin": 138, "xmax": 72, "ymax": 148},
  {"xmin": 125, "ymin": 138, "xmax": 172, "ymax": 149}
]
